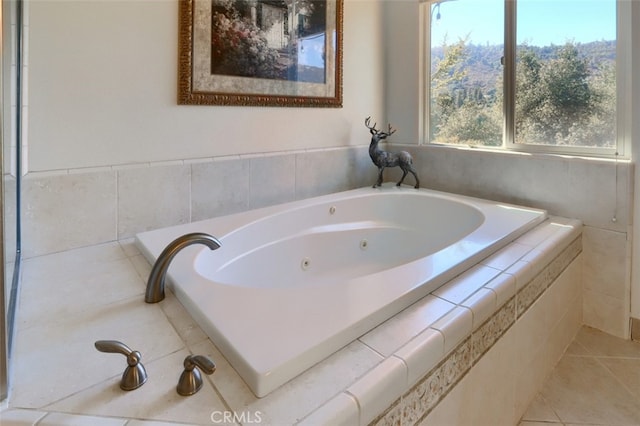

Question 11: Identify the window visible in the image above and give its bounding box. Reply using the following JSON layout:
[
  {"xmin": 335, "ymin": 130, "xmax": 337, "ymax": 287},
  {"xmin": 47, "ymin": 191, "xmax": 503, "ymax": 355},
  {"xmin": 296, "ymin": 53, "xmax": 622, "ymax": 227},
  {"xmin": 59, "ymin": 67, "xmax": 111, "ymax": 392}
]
[{"xmin": 425, "ymin": 0, "xmax": 624, "ymax": 157}]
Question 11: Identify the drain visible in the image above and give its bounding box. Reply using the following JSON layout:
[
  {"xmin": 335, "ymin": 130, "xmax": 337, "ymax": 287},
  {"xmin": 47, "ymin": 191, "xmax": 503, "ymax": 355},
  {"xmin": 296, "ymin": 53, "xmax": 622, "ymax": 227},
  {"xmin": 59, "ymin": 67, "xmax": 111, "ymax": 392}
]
[
  {"xmin": 329, "ymin": 206, "xmax": 336, "ymax": 215},
  {"xmin": 301, "ymin": 257, "xmax": 311, "ymax": 270},
  {"xmin": 360, "ymin": 239, "xmax": 369, "ymax": 250}
]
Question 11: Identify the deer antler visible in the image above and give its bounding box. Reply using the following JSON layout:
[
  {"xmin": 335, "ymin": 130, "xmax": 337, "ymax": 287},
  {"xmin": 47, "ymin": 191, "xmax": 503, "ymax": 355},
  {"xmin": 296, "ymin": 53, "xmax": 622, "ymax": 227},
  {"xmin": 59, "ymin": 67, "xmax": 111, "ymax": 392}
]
[
  {"xmin": 365, "ymin": 116, "xmax": 396, "ymax": 137},
  {"xmin": 387, "ymin": 124, "xmax": 396, "ymax": 136},
  {"xmin": 364, "ymin": 116, "xmax": 378, "ymax": 132}
]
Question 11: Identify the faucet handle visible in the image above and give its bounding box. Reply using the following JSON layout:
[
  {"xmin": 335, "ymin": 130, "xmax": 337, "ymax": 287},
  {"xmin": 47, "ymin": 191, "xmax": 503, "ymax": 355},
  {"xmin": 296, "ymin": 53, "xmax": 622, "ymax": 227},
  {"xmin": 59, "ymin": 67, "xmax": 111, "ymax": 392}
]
[
  {"xmin": 95, "ymin": 340, "xmax": 148, "ymax": 391},
  {"xmin": 177, "ymin": 354, "xmax": 216, "ymax": 396}
]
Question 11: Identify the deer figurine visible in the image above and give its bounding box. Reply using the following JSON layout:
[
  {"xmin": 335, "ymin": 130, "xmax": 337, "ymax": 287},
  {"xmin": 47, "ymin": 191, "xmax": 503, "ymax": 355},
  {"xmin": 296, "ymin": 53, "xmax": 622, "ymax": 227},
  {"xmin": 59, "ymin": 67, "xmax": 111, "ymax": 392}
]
[{"xmin": 365, "ymin": 117, "xmax": 420, "ymax": 189}]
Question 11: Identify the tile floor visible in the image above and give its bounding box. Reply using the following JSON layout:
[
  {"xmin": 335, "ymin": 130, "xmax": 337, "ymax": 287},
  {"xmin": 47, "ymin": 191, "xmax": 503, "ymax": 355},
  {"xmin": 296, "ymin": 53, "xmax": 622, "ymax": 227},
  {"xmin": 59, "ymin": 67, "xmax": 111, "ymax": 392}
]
[{"xmin": 519, "ymin": 325, "xmax": 640, "ymax": 426}]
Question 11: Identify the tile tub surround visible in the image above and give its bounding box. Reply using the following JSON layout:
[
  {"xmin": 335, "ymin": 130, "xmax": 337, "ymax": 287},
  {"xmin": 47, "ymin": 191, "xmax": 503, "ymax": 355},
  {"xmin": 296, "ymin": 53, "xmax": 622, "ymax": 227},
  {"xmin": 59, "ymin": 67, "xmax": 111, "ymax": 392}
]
[
  {"xmin": 388, "ymin": 144, "xmax": 634, "ymax": 339},
  {"xmin": 19, "ymin": 145, "xmax": 633, "ymax": 339},
  {"xmin": 20, "ymin": 145, "xmax": 376, "ymax": 259},
  {"xmin": 4, "ymin": 215, "xmax": 581, "ymax": 425}
]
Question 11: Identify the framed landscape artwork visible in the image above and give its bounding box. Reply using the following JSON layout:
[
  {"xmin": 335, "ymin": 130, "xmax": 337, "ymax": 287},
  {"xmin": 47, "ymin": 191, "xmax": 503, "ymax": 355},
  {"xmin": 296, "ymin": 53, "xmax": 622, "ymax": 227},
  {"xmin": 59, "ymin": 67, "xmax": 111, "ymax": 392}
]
[{"xmin": 179, "ymin": 0, "xmax": 344, "ymax": 107}]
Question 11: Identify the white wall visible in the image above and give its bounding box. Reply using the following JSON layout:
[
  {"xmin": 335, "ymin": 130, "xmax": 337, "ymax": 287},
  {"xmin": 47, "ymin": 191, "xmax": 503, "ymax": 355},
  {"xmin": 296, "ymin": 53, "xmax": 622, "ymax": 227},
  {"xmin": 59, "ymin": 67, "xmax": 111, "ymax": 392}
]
[{"xmin": 26, "ymin": 0, "xmax": 386, "ymax": 172}]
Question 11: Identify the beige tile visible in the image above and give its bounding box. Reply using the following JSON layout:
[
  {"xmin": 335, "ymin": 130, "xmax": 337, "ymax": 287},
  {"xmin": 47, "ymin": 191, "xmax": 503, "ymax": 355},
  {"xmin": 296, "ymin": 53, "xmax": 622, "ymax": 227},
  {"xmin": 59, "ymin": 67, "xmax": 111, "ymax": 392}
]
[
  {"xmin": 0, "ymin": 409, "xmax": 47, "ymax": 425},
  {"xmin": 158, "ymin": 291, "xmax": 209, "ymax": 347},
  {"xmin": 429, "ymin": 306, "xmax": 473, "ymax": 355},
  {"xmin": 17, "ymin": 243, "xmax": 143, "ymax": 333},
  {"xmin": 598, "ymin": 358, "xmax": 640, "ymax": 400},
  {"xmin": 583, "ymin": 289, "xmax": 630, "ymax": 339},
  {"xmin": 515, "ymin": 219, "xmax": 559, "ymax": 246},
  {"xmin": 418, "ymin": 372, "xmax": 469, "ymax": 426},
  {"xmin": 359, "ymin": 295, "xmax": 454, "ymax": 357},
  {"xmin": 118, "ymin": 238, "xmax": 140, "ymax": 256},
  {"xmin": 481, "ymin": 242, "xmax": 533, "ymax": 271},
  {"xmin": 567, "ymin": 159, "xmax": 630, "ymax": 231},
  {"xmin": 575, "ymin": 326, "xmax": 640, "ymax": 358},
  {"xmin": 20, "ymin": 241, "xmax": 127, "ymax": 284},
  {"xmin": 514, "ymin": 337, "xmax": 550, "ymax": 418},
  {"xmin": 127, "ymin": 421, "xmax": 201, "ymax": 426},
  {"xmin": 528, "ymin": 223, "xmax": 581, "ymax": 265},
  {"xmin": 191, "ymin": 158, "xmax": 250, "ymax": 221},
  {"xmin": 249, "ymin": 154, "xmax": 296, "ymax": 209},
  {"xmin": 295, "ymin": 147, "xmax": 371, "ymax": 200},
  {"xmin": 509, "ymin": 155, "xmax": 570, "ymax": 217},
  {"xmin": 541, "ymin": 257, "xmax": 583, "ymax": 331},
  {"xmin": 298, "ymin": 392, "xmax": 359, "ymax": 426},
  {"xmin": 540, "ymin": 355, "xmax": 640, "ymax": 425},
  {"xmin": 484, "ymin": 272, "xmax": 516, "ymax": 308},
  {"xmin": 46, "ymin": 349, "xmax": 224, "ymax": 425},
  {"xmin": 393, "ymin": 328, "xmax": 444, "ymax": 387},
  {"xmin": 38, "ymin": 412, "xmax": 126, "ymax": 426},
  {"xmin": 118, "ymin": 165, "xmax": 190, "ymax": 239},
  {"xmin": 517, "ymin": 247, "xmax": 552, "ymax": 282},
  {"xmin": 514, "ymin": 287, "xmax": 553, "ymax": 368},
  {"xmin": 347, "ymin": 357, "xmax": 407, "ymax": 425},
  {"xmin": 212, "ymin": 338, "xmax": 383, "ymax": 426},
  {"xmin": 564, "ymin": 339, "xmax": 590, "ymax": 356},
  {"xmin": 22, "ymin": 171, "xmax": 117, "ymax": 257},
  {"xmin": 544, "ymin": 294, "xmax": 583, "ymax": 373},
  {"xmin": 128, "ymin": 253, "xmax": 153, "ymax": 286},
  {"xmin": 10, "ymin": 296, "xmax": 184, "ymax": 408},
  {"xmin": 520, "ymin": 393, "xmax": 561, "ymax": 422},
  {"xmin": 582, "ymin": 226, "xmax": 627, "ymax": 299},
  {"xmin": 432, "ymin": 264, "xmax": 501, "ymax": 304},
  {"xmin": 563, "ymin": 424, "xmax": 605, "ymax": 426},
  {"xmin": 18, "ymin": 255, "xmax": 144, "ymax": 331},
  {"xmin": 505, "ymin": 260, "xmax": 537, "ymax": 292},
  {"xmin": 462, "ymin": 328, "xmax": 518, "ymax": 425},
  {"xmin": 461, "ymin": 288, "xmax": 497, "ymax": 330}
]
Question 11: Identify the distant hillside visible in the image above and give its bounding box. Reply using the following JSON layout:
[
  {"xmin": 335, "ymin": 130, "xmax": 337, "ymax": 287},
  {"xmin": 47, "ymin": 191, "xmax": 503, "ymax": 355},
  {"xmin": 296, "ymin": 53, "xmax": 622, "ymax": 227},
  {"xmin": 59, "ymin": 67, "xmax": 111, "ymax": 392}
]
[{"xmin": 431, "ymin": 40, "xmax": 616, "ymax": 92}]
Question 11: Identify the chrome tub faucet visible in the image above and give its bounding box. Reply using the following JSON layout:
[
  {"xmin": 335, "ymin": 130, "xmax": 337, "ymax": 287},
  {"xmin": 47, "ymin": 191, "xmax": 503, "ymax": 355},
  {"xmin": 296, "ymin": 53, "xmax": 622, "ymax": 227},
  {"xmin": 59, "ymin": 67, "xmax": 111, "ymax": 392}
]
[{"xmin": 145, "ymin": 232, "xmax": 222, "ymax": 303}]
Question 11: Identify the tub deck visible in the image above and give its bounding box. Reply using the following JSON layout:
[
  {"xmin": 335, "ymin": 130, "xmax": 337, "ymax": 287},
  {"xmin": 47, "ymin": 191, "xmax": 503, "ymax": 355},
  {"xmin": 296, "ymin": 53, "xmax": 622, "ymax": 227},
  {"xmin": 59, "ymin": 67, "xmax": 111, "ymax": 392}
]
[
  {"xmin": 136, "ymin": 186, "xmax": 546, "ymax": 397},
  {"xmin": 8, "ymin": 209, "xmax": 582, "ymax": 425}
]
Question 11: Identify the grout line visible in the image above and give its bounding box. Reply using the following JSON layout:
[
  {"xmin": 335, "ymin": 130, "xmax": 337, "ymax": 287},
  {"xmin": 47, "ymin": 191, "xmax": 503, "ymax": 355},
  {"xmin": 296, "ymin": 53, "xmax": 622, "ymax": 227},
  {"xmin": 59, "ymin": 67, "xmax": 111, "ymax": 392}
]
[{"xmin": 592, "ymin": 355, "xmax": 640, "ymax": 404}]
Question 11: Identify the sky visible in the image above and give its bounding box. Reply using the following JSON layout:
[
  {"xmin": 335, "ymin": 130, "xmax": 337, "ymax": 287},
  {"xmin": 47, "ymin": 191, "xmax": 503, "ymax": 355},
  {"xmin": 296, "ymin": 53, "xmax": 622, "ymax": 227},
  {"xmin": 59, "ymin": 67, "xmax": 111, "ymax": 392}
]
[{"xmin": 431, "ymin": 0, "xmax": 617, "ymax": 47}]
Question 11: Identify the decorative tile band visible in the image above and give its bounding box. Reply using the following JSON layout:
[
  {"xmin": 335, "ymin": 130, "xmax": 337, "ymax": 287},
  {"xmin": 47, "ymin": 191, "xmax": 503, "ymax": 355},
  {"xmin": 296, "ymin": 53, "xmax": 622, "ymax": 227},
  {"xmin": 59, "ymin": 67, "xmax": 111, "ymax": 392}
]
[
  {"xmin": 372, "ymin": 235, "xmax": 582, "ymax": 426},
  {"xmin": 516, "ymin": 236, "xmax": 582, "ymax": 318},
  {"xmin": 472, "ymin": 297, "xmax": 516, "ymax": 362}
]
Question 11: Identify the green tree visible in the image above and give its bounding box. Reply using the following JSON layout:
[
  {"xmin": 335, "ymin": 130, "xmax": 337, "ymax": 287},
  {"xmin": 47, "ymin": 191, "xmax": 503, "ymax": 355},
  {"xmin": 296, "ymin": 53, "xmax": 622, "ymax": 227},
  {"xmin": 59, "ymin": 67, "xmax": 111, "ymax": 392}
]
[
  {"xmin": 438, "ymin": 100, "xmax": 502, "ymax": 146},
  {"xmin": 431, "ymin": 40, "xmax": 615, "ymax": 148},
  {"xmin": 569, "ymin": 61, "xmax": 616, "ymax": 147},
  {"xmin": 515, "ymin": 42, "xmax": 615, "ymax": 147},
  {"xmin": 431, "ymin": 37, "xmax": 502, "ymax": 146},
  {"xmin": 430, "ymin": 38, "xmax": 468, "ymax": 141}
]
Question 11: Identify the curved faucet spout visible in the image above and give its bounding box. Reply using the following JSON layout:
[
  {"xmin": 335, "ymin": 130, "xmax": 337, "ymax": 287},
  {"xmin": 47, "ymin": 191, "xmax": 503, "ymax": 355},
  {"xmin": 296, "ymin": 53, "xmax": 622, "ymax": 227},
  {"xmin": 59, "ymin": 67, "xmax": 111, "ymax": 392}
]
[{"xmin": 145, "ymin": 232, "xmax": 222, "ymax": 303}]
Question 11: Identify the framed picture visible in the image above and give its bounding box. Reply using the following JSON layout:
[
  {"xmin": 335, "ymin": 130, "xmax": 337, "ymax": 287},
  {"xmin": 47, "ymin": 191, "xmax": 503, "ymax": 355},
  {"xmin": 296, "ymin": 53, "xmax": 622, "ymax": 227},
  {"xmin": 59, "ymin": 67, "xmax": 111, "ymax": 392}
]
[{"xmin": 179, "ymin": 0, "xmax": 343, "ymax": 107}]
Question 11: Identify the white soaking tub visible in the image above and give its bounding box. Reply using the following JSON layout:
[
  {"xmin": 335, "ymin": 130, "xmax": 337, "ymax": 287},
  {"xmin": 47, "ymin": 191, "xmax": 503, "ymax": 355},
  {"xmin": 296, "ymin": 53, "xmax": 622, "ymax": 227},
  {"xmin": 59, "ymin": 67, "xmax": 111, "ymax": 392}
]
[{"xmin": 135, "ymin": 185, "xmax": 546, "ymax": 397}]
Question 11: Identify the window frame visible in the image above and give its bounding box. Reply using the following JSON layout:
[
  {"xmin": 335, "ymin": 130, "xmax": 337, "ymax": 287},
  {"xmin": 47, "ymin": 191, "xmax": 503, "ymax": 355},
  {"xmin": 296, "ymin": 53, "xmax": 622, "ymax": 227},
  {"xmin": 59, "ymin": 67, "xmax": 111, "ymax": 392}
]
[{"xmin": 422, "ymin": 0, "xmax": 632, "ymax": 160}]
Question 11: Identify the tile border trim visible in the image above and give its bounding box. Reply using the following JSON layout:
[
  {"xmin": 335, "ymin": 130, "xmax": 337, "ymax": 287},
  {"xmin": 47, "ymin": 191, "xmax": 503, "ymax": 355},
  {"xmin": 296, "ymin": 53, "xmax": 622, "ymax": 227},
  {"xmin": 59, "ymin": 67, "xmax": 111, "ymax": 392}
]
[{"xmin": 372, "ymin": 235, "xmax": 582, "ymax": 425}]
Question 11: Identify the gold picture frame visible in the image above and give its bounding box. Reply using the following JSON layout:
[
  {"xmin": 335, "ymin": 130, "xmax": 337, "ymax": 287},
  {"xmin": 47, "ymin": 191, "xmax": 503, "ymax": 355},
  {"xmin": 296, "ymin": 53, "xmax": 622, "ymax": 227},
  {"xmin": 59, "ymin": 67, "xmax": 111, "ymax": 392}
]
[{"xmin": 178, "ymin": 0, "xmax": 343, "ymax": 107}]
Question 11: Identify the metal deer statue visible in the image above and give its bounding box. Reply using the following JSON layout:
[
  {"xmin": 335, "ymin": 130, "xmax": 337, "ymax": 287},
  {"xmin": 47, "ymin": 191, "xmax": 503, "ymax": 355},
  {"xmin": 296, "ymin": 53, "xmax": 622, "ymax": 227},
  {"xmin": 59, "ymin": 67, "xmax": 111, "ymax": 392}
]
[{"xmin": 365, "ymin": 117, "xmax": 420, "ymax": 189}]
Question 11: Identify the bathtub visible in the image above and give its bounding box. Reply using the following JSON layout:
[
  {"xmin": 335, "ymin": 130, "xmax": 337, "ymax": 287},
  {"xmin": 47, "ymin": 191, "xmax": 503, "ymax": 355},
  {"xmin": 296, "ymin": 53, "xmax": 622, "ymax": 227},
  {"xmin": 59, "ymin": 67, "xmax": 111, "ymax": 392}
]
[{"xmin": 135, "ymin": 185, "xmax": 546, "ymax": 397}]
